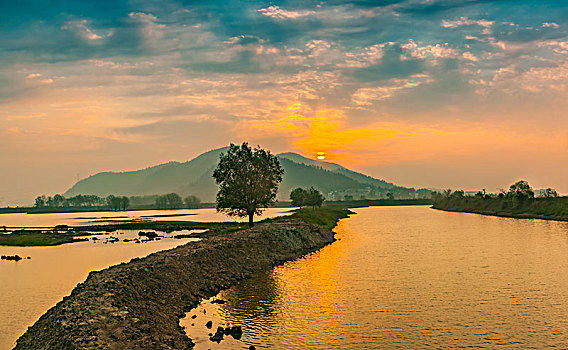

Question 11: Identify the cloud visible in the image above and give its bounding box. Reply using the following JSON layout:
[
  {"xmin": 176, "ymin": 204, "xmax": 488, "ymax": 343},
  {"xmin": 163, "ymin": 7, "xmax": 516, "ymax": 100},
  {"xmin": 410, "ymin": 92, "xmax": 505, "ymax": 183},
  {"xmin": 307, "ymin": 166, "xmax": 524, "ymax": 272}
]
[
  {"xmin": 351, "ymin": 74, "xmax": 433, "ymax": 105},
  {"xmin": 61, "ymin": 19, "xmax": 103, "ymax": 42},
  {"xmin": 462, "ymin": 51, "xmax": 478, "ymax": 61},
  {"xmin": 470, "ymin": 61, "xmax": 568, "ymax": 95},
  {"xmin": 441, "ymin": 16, "xmax": 494, "ymax": 29},
  {"xmin": 3, "ymin": 0, "xmax": 568, "ymax": 203},
  {"xmin": 401, "ymin": 39, "xmax": 459, "ymax": 60},
  {"xmin": 257, "ymin": 6, "xmax": 315, "ymax": 20},
  {"xmin": 127, "ymin": 12, "xmax": 165, "ymax": 41},
  {"xmin": 542, "ymin": 22, "xmax": 560, "ymax": 29}
]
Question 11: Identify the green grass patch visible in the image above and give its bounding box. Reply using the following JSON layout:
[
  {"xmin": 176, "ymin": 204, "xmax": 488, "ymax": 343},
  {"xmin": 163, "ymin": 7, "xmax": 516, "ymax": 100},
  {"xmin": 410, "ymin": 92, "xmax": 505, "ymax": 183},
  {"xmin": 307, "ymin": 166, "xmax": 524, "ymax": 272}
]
[
  {"xmin": 0, "ymin": 232, "xmax": 76, "ymax": 246},
  {"xmin": 286, "ymin": 205, "xmax": 353, "ymax": 230}
]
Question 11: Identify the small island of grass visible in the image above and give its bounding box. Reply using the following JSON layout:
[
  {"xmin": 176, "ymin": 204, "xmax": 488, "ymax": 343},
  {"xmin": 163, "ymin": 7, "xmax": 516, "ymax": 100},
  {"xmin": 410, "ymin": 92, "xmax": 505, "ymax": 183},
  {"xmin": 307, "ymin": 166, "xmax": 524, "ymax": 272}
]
[{"xmin": 0, "ymin": 230, "xmax": 81, "ymax": 247}]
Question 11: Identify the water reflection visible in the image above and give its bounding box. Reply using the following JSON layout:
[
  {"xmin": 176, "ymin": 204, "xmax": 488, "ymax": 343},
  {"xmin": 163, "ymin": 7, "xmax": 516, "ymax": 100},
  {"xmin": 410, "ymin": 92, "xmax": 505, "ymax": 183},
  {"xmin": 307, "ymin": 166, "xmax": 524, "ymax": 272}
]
[{"xmin": 184, "ymin": 206, "xmax": 568, "ymax": 349}]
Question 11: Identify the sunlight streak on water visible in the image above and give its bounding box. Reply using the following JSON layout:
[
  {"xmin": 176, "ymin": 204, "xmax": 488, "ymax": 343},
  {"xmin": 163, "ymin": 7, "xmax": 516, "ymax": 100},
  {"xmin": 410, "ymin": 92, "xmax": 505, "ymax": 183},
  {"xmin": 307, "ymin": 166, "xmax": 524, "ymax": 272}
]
[{"xmin": 182, "ymin": 206, "xmax": 568, "ymax": 349}]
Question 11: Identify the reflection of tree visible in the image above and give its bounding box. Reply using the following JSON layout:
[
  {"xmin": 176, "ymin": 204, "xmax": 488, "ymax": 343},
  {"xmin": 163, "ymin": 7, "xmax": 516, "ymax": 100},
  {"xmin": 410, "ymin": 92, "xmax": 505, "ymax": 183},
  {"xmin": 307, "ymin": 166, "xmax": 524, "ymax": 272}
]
[{"xmin": 218, "ymin": 270, "xmax": 279, "ymax": 323}]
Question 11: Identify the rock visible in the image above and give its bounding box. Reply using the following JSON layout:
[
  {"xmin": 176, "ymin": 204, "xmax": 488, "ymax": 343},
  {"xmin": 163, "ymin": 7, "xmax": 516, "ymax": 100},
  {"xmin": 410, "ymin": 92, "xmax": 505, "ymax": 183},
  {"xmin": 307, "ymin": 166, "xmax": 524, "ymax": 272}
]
[
  {"xmin": 230, "ymin": 325, "xmax": 243, "ymax": 340},
  {"xmin": 209, "ymin": 327, "xmax": 225, "ymax": 343},
  {"xmin": 249, "ymin": 346, "xmax": 256, "ymax": 350},
  {"xmin": 1, "ymin": 255, "xmax": 23, "ymax": 261},
  {"xmin": 205, "ymin": 321, "xmax": 212, "ymax": 329}
]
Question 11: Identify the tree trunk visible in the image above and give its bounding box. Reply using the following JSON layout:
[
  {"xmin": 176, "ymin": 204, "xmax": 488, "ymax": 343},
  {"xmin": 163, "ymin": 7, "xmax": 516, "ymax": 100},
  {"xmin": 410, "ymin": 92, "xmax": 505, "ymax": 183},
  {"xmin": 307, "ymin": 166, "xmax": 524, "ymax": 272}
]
[{"xmin": 248, "ymin": 212, "xmax": 254, "ymax": 228}]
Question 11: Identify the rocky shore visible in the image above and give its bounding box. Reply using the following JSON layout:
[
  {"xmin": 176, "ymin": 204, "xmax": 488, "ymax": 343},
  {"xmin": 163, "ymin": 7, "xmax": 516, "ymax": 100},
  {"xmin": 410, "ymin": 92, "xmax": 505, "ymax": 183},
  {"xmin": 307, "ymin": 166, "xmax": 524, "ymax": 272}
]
[{"xmin": 14, "ymin": 218, "xmax": 337, "ymax": 349}]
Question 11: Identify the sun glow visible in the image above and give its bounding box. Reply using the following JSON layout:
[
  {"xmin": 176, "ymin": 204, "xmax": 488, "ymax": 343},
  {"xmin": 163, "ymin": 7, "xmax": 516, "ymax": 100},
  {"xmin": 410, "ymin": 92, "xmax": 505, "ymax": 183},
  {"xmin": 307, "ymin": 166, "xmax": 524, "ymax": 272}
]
[{"xmin": 317, "ymin": 152, "xmax": 326, "ymax": 160}]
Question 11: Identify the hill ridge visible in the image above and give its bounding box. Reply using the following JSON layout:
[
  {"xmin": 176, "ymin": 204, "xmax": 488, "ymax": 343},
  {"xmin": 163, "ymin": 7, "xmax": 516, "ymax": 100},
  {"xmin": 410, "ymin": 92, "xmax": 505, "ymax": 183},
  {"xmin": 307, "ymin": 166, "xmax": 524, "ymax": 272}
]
[{"xmin": 64, "ymin": 147, "xmax": 428, "ymax": 201}]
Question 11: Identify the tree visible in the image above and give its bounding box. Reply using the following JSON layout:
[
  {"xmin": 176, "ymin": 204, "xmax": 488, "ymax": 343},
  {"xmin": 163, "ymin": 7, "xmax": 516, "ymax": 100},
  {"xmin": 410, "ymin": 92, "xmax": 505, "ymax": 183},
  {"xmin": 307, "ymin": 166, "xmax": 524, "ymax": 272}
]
[
  {"xmin": 106, "ymin": 195, "xmax": 122, "ymax": 211},
  {"xmin": 184, "ymin": 195, "xmax": 201, "ymax": 209},
  {"xmin": 305, "ymin": 186, "xmax": 324, "ymax": 210},
  {"xmin": 166, "ymin": 193, "xmax": 183, "ymax": 209},
  {"xmin": 155, "ymin": 195, "xmax": 168, "ymax": 210},
  {"xmin": 386, "ymin": 192, "xmax": 395, "ymax": 200},
  {"xmin": 34, "ymin": 195, "xmax": 47, "ymax": 208},
  {"xmin": 507, "ymin": 180, "xmax": 534, "ymax": 200},
  {"xmin": 52, "ymin": 194, "xmax": 66, "ymax": 207},
  {"xmin": 290, "ymin": 188, "xmax": 307, "ymax": 208},
  {"xmin": 543, "ymin": 188, "xmax": 559, "ymax": 198},
  {"xmin": 213, "ymin": 142, "xmax": 284, "ymax": 228},
  {"xmin": 119, "ymin": 196, "xmax": 130, "ymax": 211}
]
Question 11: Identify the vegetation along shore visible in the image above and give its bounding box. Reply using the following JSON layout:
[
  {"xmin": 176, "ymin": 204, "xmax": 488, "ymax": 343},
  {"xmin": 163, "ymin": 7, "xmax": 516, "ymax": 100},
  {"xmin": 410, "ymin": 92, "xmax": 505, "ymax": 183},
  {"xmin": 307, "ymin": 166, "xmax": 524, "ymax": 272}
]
[{"xmin": 433, "ymin": 180, "xmax": 568, "ymax": 221}]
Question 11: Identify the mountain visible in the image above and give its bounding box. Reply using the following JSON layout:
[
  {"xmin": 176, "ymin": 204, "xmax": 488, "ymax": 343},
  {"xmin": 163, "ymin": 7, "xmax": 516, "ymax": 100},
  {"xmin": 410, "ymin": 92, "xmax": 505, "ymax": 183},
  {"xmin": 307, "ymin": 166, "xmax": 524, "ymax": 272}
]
[{"xmin": 64, "ymin": 147, "xmax": 426, "ymax": 201}]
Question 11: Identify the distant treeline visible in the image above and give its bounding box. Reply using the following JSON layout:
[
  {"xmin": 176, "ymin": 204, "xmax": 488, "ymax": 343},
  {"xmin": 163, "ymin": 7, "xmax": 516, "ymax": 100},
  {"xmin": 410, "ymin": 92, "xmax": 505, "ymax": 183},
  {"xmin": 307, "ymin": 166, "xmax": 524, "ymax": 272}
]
[
  {"xmin": 432, "ymin": 180, "xmax": 568, "ymax": 221},
  {"xmin": 33, "ymin": 193, "xmax": 201, "ymax": 211},
  {"xmin": 34, "ymin": 194, "xmax": 130, "ymax": 211}
]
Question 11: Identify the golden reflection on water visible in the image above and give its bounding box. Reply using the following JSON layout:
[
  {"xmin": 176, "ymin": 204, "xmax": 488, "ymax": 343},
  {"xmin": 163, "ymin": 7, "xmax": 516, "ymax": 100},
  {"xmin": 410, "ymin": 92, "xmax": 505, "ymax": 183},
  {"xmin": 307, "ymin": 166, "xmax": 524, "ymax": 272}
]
[{"xmin": 184, "ymin": 206, "xmax": 568, "ymax": 349}]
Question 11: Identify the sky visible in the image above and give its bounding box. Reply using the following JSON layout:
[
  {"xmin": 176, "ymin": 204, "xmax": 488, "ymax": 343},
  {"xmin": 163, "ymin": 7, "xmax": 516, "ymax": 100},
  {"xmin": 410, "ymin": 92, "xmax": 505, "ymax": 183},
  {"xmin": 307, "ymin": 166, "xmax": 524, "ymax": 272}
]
[{"xmin": 1, "ymin": 0, "xmax": 567, "ymax": 205}]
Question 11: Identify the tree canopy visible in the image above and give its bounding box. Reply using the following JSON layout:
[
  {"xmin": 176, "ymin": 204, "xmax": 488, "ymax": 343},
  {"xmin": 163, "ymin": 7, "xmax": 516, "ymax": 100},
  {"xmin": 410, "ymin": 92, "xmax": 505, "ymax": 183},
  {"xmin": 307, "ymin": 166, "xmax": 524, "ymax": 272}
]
[
  {"xmin": 213, "ymin": 142, "xmax": 284, "ymax": 227},
  {"xmin": 306, "ymin": 186, "xmax": 325, "ymax": 209},
  {"xmin": 155, "ymin": 193, "xmax": 184, "ymax": 209},
  {"xmin": 184, "ymin": 195, "xmax": 201, "ymax": 209},
  {"xmin": 290, "ymin": 187, "xmax": 324, "ymax": 209},
  {"xmin": 290, "ymin": 187, "xmax": 308, "ymax": 208}
]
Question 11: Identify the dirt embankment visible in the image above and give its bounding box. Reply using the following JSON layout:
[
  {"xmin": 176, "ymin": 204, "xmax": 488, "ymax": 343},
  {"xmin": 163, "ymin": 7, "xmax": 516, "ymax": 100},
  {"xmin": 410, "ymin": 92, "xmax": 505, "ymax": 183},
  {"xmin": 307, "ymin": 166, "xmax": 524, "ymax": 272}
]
[{"xmin": 14, "ymin": 218, "xmax": 335, "ymax": 350}]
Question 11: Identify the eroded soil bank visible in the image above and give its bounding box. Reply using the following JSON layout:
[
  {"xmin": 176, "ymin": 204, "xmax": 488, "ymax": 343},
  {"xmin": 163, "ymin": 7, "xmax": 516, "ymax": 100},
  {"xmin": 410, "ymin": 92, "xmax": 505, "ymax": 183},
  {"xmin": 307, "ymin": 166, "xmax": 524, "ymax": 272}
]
[{"xmin": 14, "ymin": 218, "xmax": 337, "ymax": 349}]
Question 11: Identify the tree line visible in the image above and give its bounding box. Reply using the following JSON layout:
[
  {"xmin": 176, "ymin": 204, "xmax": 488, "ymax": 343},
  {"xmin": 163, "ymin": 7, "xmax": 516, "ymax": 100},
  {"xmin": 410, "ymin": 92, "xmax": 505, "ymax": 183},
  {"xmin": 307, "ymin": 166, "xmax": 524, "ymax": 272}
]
[
  {"xmin": 34, "ymin": 194, "xmax": 131, "ymax": 211},
  {"xmin": 34, "ymin": 193, "xmax": 201, "ymax": 211},
  {"xmin": 432, "ymin": 180, "xmax": 565, "ymax": 217},
  {"xmin": 154, "ymin": 193, "xmax": 201, "ymax": 209}
]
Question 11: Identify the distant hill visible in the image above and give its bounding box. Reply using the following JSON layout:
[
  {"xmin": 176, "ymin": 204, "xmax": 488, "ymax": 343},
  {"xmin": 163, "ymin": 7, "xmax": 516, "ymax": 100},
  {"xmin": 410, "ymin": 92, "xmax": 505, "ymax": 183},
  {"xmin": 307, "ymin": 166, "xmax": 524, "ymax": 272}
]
[{"xmin": 64, "ymin": 147, "xmax": 429, "ymax": 201}]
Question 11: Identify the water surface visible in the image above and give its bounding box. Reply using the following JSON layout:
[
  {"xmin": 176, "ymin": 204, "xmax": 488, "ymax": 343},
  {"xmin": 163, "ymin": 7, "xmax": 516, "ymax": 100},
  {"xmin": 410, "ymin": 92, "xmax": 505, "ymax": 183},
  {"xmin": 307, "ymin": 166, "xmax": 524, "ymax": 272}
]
[
  {"xmin": 182, "ymin": 206, "xmax": 568, "ymax": 349},
  {"xmin": 0, "ymin": 207, "xmax": 294, "ymax": 227},
  {"xmin": 0, "ymin": 208, "xmax": 292, "ymax": 349}
]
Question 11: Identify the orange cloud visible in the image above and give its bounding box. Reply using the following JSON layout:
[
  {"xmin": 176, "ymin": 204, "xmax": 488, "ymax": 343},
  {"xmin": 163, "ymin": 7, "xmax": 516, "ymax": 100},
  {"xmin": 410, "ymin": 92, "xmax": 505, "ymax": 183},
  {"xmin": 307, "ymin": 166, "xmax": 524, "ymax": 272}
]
[{"xmin": 246, "ymin": 103, "xmax": 568, "ymax": 168}]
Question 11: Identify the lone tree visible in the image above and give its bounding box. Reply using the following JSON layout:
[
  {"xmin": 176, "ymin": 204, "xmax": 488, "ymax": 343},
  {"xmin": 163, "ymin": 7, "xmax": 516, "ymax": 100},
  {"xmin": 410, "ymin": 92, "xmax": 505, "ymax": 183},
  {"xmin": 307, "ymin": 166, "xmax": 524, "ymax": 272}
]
[{"xmin": 213, "ymin": 142, "xmax": 284, "ymax": 228}]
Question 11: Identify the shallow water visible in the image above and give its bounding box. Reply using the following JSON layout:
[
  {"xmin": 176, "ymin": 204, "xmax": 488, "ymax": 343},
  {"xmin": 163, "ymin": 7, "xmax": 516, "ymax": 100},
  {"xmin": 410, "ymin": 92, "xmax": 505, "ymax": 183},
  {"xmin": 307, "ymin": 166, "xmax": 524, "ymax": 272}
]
[
  {"xmin": 182, "ymin": 206, "xmax": 568, "ymax": 349},
  {"xmin": 0, "ymin": 207, "xmax": 294, "ymax": 227},
  {"xmin": 0, "ymin": 208, "xmax": 293, "ymax": 349},
  {"xmin": 0, "ymin": 233, "xmax": 201, "ymax": 350}
]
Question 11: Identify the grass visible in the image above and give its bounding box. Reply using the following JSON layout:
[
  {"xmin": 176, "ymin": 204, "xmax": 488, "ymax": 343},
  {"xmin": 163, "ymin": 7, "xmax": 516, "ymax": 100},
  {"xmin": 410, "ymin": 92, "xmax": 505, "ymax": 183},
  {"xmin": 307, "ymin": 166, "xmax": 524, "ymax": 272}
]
[
  {"xmin": 283, "ymin": 205, "xmax": 353, "ymax": 230},
  {"xmin": 0, "ymin": 231, "xmax": 77, "ymax": 246}
]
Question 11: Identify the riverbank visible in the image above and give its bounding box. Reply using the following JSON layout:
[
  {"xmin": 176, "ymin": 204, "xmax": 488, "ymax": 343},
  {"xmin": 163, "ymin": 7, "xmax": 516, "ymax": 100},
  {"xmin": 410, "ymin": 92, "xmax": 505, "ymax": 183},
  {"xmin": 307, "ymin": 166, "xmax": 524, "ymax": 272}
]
[
  {"xmin": 432, "ymin": 196, "xmax": 568, "ymax": 222},
  {"xmin": 14, "ymin": 207, "xmax": 351, "ymax": 349}
]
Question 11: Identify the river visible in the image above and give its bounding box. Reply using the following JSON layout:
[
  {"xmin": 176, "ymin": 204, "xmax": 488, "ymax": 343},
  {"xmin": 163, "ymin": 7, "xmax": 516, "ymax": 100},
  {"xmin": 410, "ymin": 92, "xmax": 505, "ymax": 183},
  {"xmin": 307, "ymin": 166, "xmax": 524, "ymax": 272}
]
[
  {"xmin": 0, "ymin": 208, "xmax": 292, "ymax": 349},
  {"xmin": 181, "ymin": 206, "xmax": 568, "ymax": 349}
]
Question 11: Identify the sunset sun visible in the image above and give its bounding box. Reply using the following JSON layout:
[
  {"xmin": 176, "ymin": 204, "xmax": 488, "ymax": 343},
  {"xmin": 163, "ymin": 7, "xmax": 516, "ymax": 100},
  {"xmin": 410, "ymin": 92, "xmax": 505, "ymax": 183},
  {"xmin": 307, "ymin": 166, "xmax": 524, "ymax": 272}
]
[{"xmin": 316, "ymin": 152, "xmax": 326, "ymax": 160}]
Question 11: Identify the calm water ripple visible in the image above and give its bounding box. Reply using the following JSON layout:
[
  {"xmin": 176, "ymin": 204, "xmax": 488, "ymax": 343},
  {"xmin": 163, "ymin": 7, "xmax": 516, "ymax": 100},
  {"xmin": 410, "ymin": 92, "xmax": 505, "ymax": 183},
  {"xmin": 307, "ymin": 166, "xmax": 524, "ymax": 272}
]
[{"xmin": 182, "ymin": 206, "xmax": 568, "ymax": 349}]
